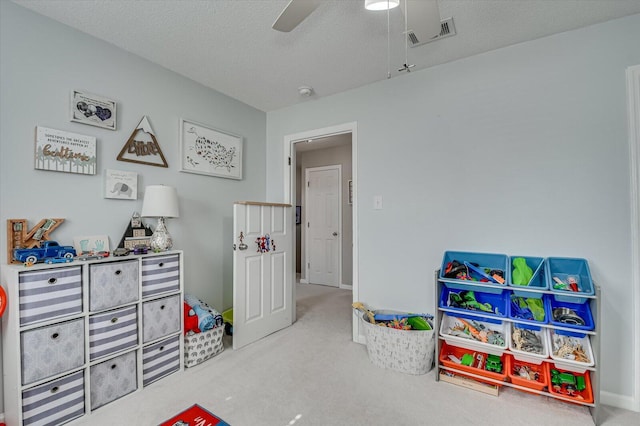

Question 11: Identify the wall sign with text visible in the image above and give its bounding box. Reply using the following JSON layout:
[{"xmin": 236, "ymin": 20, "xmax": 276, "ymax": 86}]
[
  {"xmin": 34, "ymin": 126, "xmax": 97, "ymax": 175},
  {"xmin": 117, "ymin": 116, "xmax": 168, "ymax": 168}
]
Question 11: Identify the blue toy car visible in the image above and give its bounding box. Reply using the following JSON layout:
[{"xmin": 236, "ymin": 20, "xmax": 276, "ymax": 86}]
[{"xmin": 44, "ymin": 257, "xmax": 73, "ymax": 264}]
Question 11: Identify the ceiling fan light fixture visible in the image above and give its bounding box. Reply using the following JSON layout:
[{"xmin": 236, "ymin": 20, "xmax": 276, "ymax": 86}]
[{"xmin": 365, "ymin": 0, "xmax": 400, "ymax": 11}]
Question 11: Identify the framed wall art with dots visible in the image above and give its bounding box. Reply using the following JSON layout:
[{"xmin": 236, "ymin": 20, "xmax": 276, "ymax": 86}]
[{"xmin": 179, "ymin": 118, "xmax": 243, "ymax": 180}]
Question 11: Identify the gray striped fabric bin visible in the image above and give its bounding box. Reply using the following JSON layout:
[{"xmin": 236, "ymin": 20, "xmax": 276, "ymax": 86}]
[
  {"xmin": 142, "ymin": 334, "xmax": 180, "ymax": 386},
  {"xmin": 22, "ymin": 370, "xmax": 84, "ymax": 426},
  {"xmin": 19, "ymin": 266, "xmax": 83, "ymax": 326},
  {"xmin": 89, "ymin": 305, "xmax": 138, "ymax": 361},
  {"xmin": 141, "ymin": 254, "xmax": 180, "ymax": 298}
]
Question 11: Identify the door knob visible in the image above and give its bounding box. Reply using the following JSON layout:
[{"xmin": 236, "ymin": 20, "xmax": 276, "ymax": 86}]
[{"xmin": 332, "ymin": 232, "xmax": 338, "ymax": 236}]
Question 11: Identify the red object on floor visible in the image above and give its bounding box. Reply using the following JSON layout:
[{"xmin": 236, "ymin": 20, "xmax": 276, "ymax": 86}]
[
  {"xmin": 159, "ymin": 404, "xmax": 230, "ymax": 426},
  {"xmin": 183, "ymin": 302, "xmax": 200, "ymax": 335}
]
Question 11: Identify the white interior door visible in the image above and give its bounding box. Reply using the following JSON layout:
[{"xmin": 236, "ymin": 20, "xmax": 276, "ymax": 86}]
[
  {"xmin": 233, "ymin": 202, "xmax": 292, "ymax": 350},
  {"xmin": 306, "ymin": 165, "xmax": 341, "ymax": 287}
]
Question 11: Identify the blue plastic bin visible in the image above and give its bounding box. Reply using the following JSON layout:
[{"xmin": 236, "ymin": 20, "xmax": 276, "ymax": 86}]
[
  {"xmin": 439, "ymin": 251, "xmax": 509, "ymax": 293},
  {"xmin": 545, "ymin": 297, "xmax": 594, "ymax": 332},
  {"xmin": 508, "ymin": 294, "xmax": 548, "ymax": 325},
  {"xmin": 507, "ymin": 256, "xmax": 548, "ymax": 296},
  {"xmin": 546, "ymin": 257, "xmax": 594, "ymax": 303},
  {"xmin": 439, "ymin": 286, "xmax": 507, "ymax": 318}
]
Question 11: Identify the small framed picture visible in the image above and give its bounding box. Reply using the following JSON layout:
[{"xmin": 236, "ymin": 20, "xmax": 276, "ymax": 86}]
[
  {"xmin": 180, "ymin": 118, "xmax": 243, "ymax": 179},
  {"xmin": 104, "ymin": 169, "xmax": 137, "ymax": 200},
  {"xmin": 70, "ymin": 90, "xmax": 117, "ymax": 130}
]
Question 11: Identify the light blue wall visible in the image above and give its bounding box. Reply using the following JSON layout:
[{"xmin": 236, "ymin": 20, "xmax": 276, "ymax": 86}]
[
  {"xmin": 267, "ymin": 14, "xmax": 640, "ymax": 405},
  {"xmin": 0, "ymin": 3, "xmax": 266, "ymax": 408}
]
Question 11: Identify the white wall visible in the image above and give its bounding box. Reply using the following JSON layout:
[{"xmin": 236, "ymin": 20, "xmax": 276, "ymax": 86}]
[
  {"xmin": 267, "ymin": 14, "xmax": 640, "ymax": 409},
  {"xmin": 0, "ymin": 1, "xmax": 266, "ymax": 412}
]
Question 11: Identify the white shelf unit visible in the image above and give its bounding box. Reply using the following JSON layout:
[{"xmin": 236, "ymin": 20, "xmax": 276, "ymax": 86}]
[
  {"xmin": 434, "ymin": 270, "xmax": 601, "ymax": 425},
  {"xmin": 1, "ymin": 250, "xmax": 184, "ymax": 426}
]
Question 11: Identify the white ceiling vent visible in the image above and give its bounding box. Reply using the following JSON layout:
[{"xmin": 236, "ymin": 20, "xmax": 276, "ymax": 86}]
[{"xmin": 408, "ymin": 17, "xmax": 456, "ymax": 47}]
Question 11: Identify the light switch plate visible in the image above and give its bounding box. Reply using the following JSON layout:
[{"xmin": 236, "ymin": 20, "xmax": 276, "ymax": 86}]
[{"xmin": 374, "ymin": 195, "xmax": 383, "ymax": 210}]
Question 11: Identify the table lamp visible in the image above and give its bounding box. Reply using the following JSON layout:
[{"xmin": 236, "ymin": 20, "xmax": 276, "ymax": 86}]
[{"xmin": 141, "ymin": 185, "xmax": 179, "ymax": 251}]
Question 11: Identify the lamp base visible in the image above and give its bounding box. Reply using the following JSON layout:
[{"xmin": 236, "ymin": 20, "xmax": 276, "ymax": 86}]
[{"xmin": 150, "ymin": 217, "xmax": 173, "ymax": 251}]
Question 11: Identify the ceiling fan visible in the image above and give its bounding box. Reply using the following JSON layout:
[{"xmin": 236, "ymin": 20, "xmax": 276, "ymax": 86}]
[{"xmin": 272, "ymin": 0, "xmax": 442, "ymax": 46}]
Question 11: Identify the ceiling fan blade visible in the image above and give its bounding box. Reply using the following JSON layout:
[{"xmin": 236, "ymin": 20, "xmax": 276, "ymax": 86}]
[
  {"xmin": 399, "ymin": 0, "xmax": 441, "ymax": 43},
  {"xmin": 272, "ymin": 0, "xmax": 322, "ymax": 32}
]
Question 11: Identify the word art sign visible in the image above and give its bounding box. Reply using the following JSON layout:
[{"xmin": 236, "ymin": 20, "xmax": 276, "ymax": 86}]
[
  {"xmin": 35, "ymin": 126, "xmax": 97, "ymax": 175},
  {"xmin": 117, "ymin": 116, "xmax": 168, "ymax": 168}
]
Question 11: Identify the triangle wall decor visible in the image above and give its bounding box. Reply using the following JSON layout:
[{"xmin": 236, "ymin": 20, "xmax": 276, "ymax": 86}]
[{"xmin": 117, "ymin": 116, "xmax": 168, "ymax": 167}]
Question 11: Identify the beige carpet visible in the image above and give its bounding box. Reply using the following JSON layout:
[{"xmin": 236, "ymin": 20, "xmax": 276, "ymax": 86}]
[{"xmin": 75, "ymin": 283, "xmax": 639, "ymax": 426}]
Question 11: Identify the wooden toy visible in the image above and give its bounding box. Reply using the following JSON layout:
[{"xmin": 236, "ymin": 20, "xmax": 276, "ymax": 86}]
[{"xmin": 6, "ymin": 218, "xmax": 65, "ymax": 264}]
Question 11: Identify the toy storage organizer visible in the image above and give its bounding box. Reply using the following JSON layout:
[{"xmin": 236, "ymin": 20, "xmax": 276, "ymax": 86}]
[
  {"xmin": 1, "ymin": 251, "xmax": 184, "ymax": 426},
  {"xmin": 434, "ymin": 252, "xmax": 601, "ymax": 426}
]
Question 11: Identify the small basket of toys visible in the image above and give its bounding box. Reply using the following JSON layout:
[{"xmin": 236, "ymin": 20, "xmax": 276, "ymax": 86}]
[
  {"xmin": 439, "ymin": 312, "xmax": 508, "ymax": 356},
  {"xmin": 546, "ymin": 257, "xmax": 594, "ymax": 303},
  {"xmin": 508, "ymin": 323, "xmax": 549, "ymax": 365},
  {"xmin": 184, "ymin": 294, "xmax": 225, "ymax": 367},
  {"xmin": 508, "ymin": 255, "xmax": 548, "ymax": 296},
  {"xmin": 506, "ymin": 354, "xmax": 549, "ymax": 392},
  {"xmin": 440, "ymin": 251, "xmax": 509, "ymax": 293},
  {"xmin": 546, "ymin": 363, "xmax": 594, "ymax": 404},
  {"xmin": 354, "ymin": 302, "xmax": 435, "ymax": 375},
  {"xmin": 439, "ymin": 287, "xmax": 508, "ymax": 318},
  {"xmin": 548, "ymin": 329, "xmax": 594, "ymax": 373},
  {"xmin": 439, "ymin": 341, "xmax": 509, "ymax": 385}
]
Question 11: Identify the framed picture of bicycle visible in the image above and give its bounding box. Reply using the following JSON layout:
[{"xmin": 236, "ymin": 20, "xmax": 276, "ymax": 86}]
[{"xmin": 179, "ymin": 118, "xmax": 243, "ymax": 180}]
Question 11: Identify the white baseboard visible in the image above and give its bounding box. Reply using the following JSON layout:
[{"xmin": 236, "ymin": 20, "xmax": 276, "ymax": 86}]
[
  {"xmin": 0, "ymin": 412, "xmax": 4, "ymax": 422},
  {"xmin": 339, "ymin": 283, "xmax": 352, "ymax": 290},
  {"xmin": 355, "ymin": 334, "xmax": 366, "ymax": 345},
  {"xmin": 300, "ymin": 278, "xmax": 309, "ymax": 284},
  {"xmin": 601, "ymin": 390, "xmax": 640, "ymax": 412}
]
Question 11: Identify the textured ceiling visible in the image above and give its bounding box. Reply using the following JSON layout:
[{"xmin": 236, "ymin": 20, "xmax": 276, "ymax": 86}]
[{"xmin": 13, "ymin": 0, "xmax": 640, "ymax": 112}]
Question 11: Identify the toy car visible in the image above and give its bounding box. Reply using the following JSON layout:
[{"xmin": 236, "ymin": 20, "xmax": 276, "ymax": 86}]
[
  {"xmin": 133, "ymin": 244, "xmax": 148, "ymax": 255},
  {"xmin": 76, "ymin": 251, "xmax": 108, "ymax": 261},
  {"xmin": 113, "ymin": 247, "xmax": 131, "ymax": 257},
  {"xmin": 44, "ymin": 257, "xmax": 73, "ymax": 264},
  {"xmin": 484, "ymin": 354, "xmax": 503, "ymax": 373}
]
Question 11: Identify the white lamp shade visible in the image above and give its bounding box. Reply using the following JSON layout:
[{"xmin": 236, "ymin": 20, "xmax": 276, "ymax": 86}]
[
  {"xmin": 141, "ymin": 185, "xmax": 180, "ymax": 218},
  {"xmin": 365, "ymin": 0, "xmax": 400, "ymax": 11}
]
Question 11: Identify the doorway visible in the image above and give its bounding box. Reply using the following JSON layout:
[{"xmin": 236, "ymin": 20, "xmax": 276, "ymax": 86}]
[
  {"xmin": 305, "ymin": 165, "xmax": 342, "ymax": 287},
  {"xmin": 284, "ymin": 122, "xmax": 359, "ymax": 342}
]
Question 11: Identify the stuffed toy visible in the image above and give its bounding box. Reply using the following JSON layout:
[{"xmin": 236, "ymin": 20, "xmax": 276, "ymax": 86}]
[{"xmin": 183, "ymin": 301, "xmax": 200, "ymax": 335}]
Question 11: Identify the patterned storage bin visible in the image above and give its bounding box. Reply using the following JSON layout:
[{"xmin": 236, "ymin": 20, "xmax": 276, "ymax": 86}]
[
  {"xmin": 361, "ymin": 312, "xmax": 435, "ymax": 375},
  {"xmin": 184, "ymin": 327, "xmax": 224, "ymax": 367}
]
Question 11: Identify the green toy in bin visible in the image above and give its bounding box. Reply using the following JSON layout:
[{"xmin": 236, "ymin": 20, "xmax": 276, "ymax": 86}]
[{"xmin": 512, "ymin": 257, "xmax": 533, "ymax": 286}]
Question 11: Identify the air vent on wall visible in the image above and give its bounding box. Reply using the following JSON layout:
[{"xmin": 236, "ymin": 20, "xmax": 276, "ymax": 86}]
[{"xmin": 408, "ymin": 17, "xmax": 456, "ymax": 47}]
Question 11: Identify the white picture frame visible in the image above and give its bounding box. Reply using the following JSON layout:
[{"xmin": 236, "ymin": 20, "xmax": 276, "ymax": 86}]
[
  {"xmin": 180, "ymin": 118, "xmax": 243, "ymax": 180},
  {"xmin": 70, "ymin": 90, "xmax": 117, "ymax": 130},
  {"xmin": 104, "ymin": 169, "xmax": 138, "ymax": 200},
  {"xmin": 35, "ymin": 126, "xmax": 97, "ymax": 175}
]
